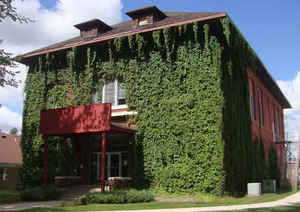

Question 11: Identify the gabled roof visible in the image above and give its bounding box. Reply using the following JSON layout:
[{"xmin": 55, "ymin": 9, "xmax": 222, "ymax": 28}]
[
  {"xmin": 21, "ymin": 11, "xmax": 226, "ymax": 59},
  {"xmin": 0, "ymin": 132, "xmax": 22, "ymax": 165}
]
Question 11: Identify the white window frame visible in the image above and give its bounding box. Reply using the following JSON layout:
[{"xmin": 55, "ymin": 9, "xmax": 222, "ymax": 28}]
[{"xmin": 102, "ymin": 80, "xmax": 128, "ymax": 109}]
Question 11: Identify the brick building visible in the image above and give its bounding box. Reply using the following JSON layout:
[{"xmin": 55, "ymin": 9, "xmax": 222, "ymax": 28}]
[
  {"xmin": 19, "ymin": 6, "xmax": 291, "ymax": 193},
  {"xmin": 0, "ymin": 132, "xmax": 22, "ymax": 190}
]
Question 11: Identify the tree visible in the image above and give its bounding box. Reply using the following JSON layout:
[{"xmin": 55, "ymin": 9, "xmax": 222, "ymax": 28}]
[
  {"xmin": 9, "ymin": 127, "xmax": 17, "ymax": 135},
  {"xmin": 0, "ymin": 0, "xmax": 32, "ymax": 87}
]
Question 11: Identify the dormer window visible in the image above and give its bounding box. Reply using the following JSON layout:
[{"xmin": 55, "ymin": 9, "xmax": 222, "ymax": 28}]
[
  {"xmin": 126, "ymin": 6, "xmax": 166, "ymax": 27},
  {"xmin": 139, "ymin": 18, "xmax": 151, "ymax": 26},
  {"xmin": 74, "ymin": 19, "xmax": 112, "ymax": 38}
]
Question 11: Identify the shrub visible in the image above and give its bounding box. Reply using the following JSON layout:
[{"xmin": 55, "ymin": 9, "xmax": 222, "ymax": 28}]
[
  {"xmin": 0, "ymin": 191, "xmax": 21, "ymax": 203},
  {"xmin": 20, "ymin": 185, "xmax": 62, "ymax": 201},
  {"xmin": 81, "ymin": 189, "xmax": 154, "ymax": 204}
]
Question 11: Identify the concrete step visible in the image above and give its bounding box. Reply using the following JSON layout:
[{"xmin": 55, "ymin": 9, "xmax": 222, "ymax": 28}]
[{"xmin": 60, "ymin": 185, "xmax": 103, "ymax": 201}]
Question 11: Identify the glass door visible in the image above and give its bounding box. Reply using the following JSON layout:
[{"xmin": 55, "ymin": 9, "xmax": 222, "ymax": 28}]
[
  {"xmin": 91, "ymin": 152, "xmax": 122, "ymax": 183},
  {"xmin": 110, "ymin": 154, "xmax": 121, "ymax": 177}
]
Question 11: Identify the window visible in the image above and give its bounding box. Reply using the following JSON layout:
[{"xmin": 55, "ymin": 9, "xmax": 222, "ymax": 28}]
[
  {"xmin": 257, "ymin": 88, "xmax": 264, "ymax": 127},
  {"xmin": 275, "ymin": 107, "xmax": 280, "ymax": 137},
  {"xmin": 92, "ymin": 90, "xmax": 100, "ymax": 104},
  {"xmin": 272, "ymin": 121, "xmax": 276, "ymax": 142},
  {"xmin": 102, "ymin": 80, "xmax": 126, "ymax": 108},
  {"xmin": 249, "ymin": 80, "xmax": 255, "ymax": 121},
  {"xmin": 0, "ymin": 168, "xmax": 8, "ymax": 181}
]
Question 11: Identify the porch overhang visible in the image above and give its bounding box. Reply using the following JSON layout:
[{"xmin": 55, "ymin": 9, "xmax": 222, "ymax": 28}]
[
  {"xmin": 40, "ymin": 104, "xmax": 111, "ymax": 135},
  {"xmin": 39, "ymin": 103, "xmax": 135, "ymax": 191},
  {"xmin": 40, "ymin": 104, "xmax": 135, "ymax": 135}
]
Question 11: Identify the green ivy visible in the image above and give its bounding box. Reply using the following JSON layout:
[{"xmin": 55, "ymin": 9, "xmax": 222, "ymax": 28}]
[{"xmin": 22, "ymin": 17, "xmax": 269, "ymax": 195}]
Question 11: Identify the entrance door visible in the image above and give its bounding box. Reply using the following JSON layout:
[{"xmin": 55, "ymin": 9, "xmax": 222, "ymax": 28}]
[{"xmin": 91, "ymin": 152, "xmax": 122, "ymax": 183}]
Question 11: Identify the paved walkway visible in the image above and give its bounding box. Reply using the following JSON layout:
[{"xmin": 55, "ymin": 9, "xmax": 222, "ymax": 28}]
[
  {"xmin": 0, "ymin": 200, "xmax": 72, "ymax": 211},
  {"xmin": 0, "ymin": 192, "xmax": 299, "ymax": 211}
]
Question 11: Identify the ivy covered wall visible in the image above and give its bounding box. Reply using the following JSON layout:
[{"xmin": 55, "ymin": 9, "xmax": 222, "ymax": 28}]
[{"xmin": 22, "ymin": 17, "xmax": 259, "ymax": 195}]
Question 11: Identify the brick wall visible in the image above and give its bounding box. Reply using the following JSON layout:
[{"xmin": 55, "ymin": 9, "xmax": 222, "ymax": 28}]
[{"xmin": 248, "ymin": 68, "xmax": 286, "ymax": 170}]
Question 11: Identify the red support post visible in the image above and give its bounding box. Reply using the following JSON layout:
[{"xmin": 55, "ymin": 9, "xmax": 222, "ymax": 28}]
[
  {"xmin": 101, "ymin": 132, "xmax": 107, "ymax": 191},
  {"xmin": 42, "ymin": 135, "xmax": 48, "ymax": 190},
  {"xmin": 128, "ymin": 139, "xmax": 133, "ymax": 177}
]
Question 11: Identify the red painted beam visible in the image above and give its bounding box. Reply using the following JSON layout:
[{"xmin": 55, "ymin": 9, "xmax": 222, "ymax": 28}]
[
  {"xmin": 42, "ymin": 135, "xmax": 48, "ymax": 190},
  {"xmin": 110, "ymin": 124, "xmax": 136, "ymax": 135},
  {"xmin": 128, "ymin": 139, "xmax": 133, "ymax": 177},
  {"xmin": 101, "ymin": 132, "xmax": 107, "ymax": 191}
]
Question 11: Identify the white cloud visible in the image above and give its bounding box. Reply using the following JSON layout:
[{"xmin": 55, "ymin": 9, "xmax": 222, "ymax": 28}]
[
  {"xmin": 0, "ymin": 0, "xmax": 123, "ymax": 133},
  {"xmin": 0, "ymin": 106, "xmax": 22, "ymax": 133},
  {"xmin": 0, "ymin": 0, "xmax": 123, "ymax": 55},
  {"xmin": 277, "ymin": 72, "xmax": 300, "ymax": 141},
  {"xmin": 284, "ymin": 113, "xmax": 300, "ymax": 141},
  {"xmin": 0, "ymin": 64, "xmax": 27, "ymax": 107}
]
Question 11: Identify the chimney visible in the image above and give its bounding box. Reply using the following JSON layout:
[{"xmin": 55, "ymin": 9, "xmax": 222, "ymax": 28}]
[
  {"xmin": 74, "ymin": 19, "xmax": 112, "ymax": 38},
  {"xmin": 126, "ymin": 6, "xmax": 166, "ymax": 27}
]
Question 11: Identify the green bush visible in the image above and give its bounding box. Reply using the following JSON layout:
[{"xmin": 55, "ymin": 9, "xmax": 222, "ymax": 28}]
[
  {"xmin": 20, "ymin": 185, "xmax": 62, "ymax": 201},
  {"xmin": 81, "ymin": 189, "xmax": 154, "ymax": 204},
  {"xmin": 0, "ymin": 191, "xmax": 21, "ymax": 203}
]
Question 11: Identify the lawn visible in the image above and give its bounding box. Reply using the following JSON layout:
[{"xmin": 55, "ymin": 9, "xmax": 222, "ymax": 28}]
[
  {"xmin": 5, "ymin": 190, "xmax": 298, "ymax": 212},
  {"xmin": 0, "ymin": 190, "xmax": 20, "ymax": 204}
]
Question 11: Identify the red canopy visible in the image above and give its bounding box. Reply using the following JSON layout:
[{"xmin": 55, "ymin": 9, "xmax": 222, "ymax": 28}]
[{"xmin": 40, "ymin": 104, "xmax": 111, "ymax": 135}]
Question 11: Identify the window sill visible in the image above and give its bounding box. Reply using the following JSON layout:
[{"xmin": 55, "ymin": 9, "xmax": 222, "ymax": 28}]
[
  {"xmin": 111, "ymin": 104, "xmax": 128, "ymax": 110},
  {"xmin": 111, "ymin": 110, "xmax": 137, "ymax": 117}
]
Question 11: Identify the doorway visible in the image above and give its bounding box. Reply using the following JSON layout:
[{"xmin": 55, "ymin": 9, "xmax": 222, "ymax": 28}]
[{"xmin": 91, "ymin": 152, "xmax": 126, "ymax": 184}]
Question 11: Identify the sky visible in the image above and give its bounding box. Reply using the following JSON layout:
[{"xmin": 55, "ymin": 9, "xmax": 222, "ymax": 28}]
[{"xmin": 0, "ymin": 0, "xmax": 299, "ymax": 140}]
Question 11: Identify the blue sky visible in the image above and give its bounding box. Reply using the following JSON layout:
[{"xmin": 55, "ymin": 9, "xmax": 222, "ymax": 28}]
[{"xmin": 0, "ymin": 0, "xmax": 299, "ymax": 139}]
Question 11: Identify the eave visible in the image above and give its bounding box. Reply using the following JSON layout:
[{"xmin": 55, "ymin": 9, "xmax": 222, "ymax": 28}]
[{"xmin": 19, "ymin": 13, "xmax": 227, "ymax": 61}]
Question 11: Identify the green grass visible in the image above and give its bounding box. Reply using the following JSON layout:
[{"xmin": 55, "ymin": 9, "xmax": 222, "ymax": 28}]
[
  {"xmin": 6, "ymin": 190, "xmax": 298, "ymax": 212},
  {"xmin": 8, "ymin": 203, "xmax": 300, "ymax": 212},
  {"xmin": 0, "ymin": 190, "xmax": 21, "ymax": 203},
  {"xmin": 152, "ymin": 188, "xmax": 296, "ymax": 206}
]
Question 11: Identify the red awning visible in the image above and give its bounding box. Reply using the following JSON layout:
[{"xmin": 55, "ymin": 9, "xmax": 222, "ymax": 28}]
[{"xmin": 40, "ymin": 104, "xmax": 135, "ymax": 135}]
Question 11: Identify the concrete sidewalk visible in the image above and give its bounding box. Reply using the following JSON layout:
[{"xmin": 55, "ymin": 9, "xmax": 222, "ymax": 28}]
[
  {"xmin": 0, "ymin": 200, "xmax": 72, "ymax": 211},
  {"xmin": 107, "ymin": 192, "xmax": 300, "ymax": 212},
  {"xmin": 0, "ymin": 192, "xmax": 299, "ymax": 211}
]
